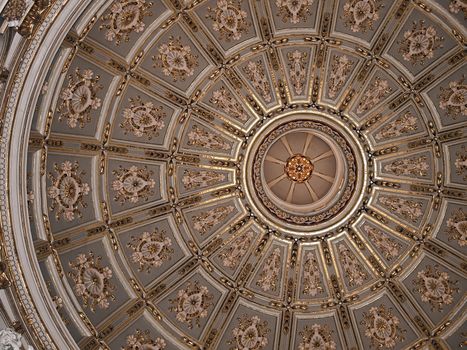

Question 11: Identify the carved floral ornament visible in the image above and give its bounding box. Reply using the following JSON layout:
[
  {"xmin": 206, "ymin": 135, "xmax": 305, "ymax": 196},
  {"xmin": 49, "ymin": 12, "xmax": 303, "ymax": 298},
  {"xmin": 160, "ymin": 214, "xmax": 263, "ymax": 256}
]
[
  {"xmin": 342, "ymin": 0, "xmax": 382, "ymax": 33},
  {"xmin": 123, "ymin": 329, "xmax": 166, "ymax": 350},
  {"xmin": 169, "ymin": 281, "xmax": 213, "ymax": 328},
  {"xmin": 68, "ymin": 253, "xmax": 115, "ymax": 312},
  {"xmin": 256, "ymin": 247, "xmax": 281, "ymax": 292},
  {"xmin": 446, "ymin": 208, "xmax": 467, "ymax": 246},
  {"xmin": 100, "ymin": 0, "xmax": 153, "ymax": 45},
  {"xmin": 187, "ymin": 125, "xmax": 231, "ymax": 151},
  {"xmin": 127, "ymin": 228, "xmax": 173, "ymax": 273},
  {"xmin": 112, "ymin": 165, "xmax": 156, "ymax": 204},
  {"xmin": 58, "ymin": 68, "xmax": 102, "ymax": 129},
  {"xmin": 287, "ymin": 50, "xmax": 307, "ymax": 95},
  {"xmin": 153, "ymin": 36, "xmax": 198, "ymax": 81},
  {"xmin": 47, "ymin": 161, "xmax": 90, "ymax": 222},
  {"xmin": 120, "ymin": 97, "xmax": 166, "ymax": 139},
  {"xmin": 439, "ymin": 77, "xmax": 467, "ymax": 119},
  {"xmin": 328, "ymin": 54, "xmax": 353, "ymax": 98},
  {"xmin": 398, "ymin": 20, "xmax": 443, "ymax": 66},
  {"xmin": 206, "ymin": 0, "xmax": 250, "ymax": 41},
  {"xmin": 374, "ymin": 112, "xmax": 418, "ymax": 140},
  {"xmin": 449, "ymin": 0, "xmax": 467, "ymax": 16},
  {"xmin": 302, "ymin": 252, "xmax": 323, "ymax": 296},
  {"xmin": 182, "ymin": 169, "xmax": 225, "ymax": 190},
  {"xmin": 275, "ymin": 0, "xmax": 315, "ymax": 24},
  {"xmin": 218, "ymin": 231, "xmax": 254, "ymax": 269},
  {"xmin": 298, "ymin": 324, "xmax": 336, "ymax": 350},
  {"xmin": 413, "ymin": 265, "xmax": 459, "ymax": 311},
  {"xmin": 210, "ymin": 86, "xmax": 248, "ymax": 121},
  {"xmin": 228, "ymin": 315, "xmax": 270, "ymax": 350},
  {"xmin": 361, "ymin": 305, "xmax": 405, "ymax": 349}
]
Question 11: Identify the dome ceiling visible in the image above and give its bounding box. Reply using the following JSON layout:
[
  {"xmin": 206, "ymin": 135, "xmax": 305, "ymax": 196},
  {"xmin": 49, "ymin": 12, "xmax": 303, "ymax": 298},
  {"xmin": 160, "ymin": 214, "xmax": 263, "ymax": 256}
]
[{"xmin": 0, "ymin": 0, "xmax": 466, "ymax": 349}]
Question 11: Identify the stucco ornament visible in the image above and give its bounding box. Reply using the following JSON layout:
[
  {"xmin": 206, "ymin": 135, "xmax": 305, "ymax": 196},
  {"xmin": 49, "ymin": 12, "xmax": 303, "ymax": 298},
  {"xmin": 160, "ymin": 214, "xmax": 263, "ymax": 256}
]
[
  {"xmin": 298, "ymin": 324, "xmax": 336, "ymax": 350},
  {"xmin": 276, "ymin": 0, "xmax": 315, "ymax": 24},
  {"xmin": 207, "ymin": 0, "xmax": 249, "ymax": 41},
  {"xmin": 449, "ymin": 0, "xmax": 467, "ymax": 16},
  {"xmin": 379, "ymin": 196, "xmax": 423, "ymax": 222},
  {"xmin": 361, "ymin": 305, "xmax": 405, "ymax": 349},
  {"xmin": 154, "ymin": 36, "xmax": 198, "ymax": 81},
  {"xmin": 439, "ymin": 78, "xmax": 467, "ymax": 119},
  {"xmin": 112, "ymin": 165, "xmax": 156, "ymax": 204},
  {"xmin": 229, "ymin": 315, "xmax": 270, "ymax": 350},
  {"xmin": 192, "ymin": 205, "xmax": 235, "ymax": 234},
  {"xmin": 374, "ymin": 112, "xmax": 418, "ymax": 140},
  {"xmin": 68, "ymin": 253, "xmax": 115, "ymax": 312},
  {"xmin": 256, "ymin": 248, "xmax": 281, "ymax": 291},
  {"xmin": 287, "ymin": 50, "xmax": 307, "ymax": 95},
  {"xmin": 0, "ymin": 329, "xmax": 33, "ymax": 350},
  {"xmin": 47, "ymin": 161, "xmax": 90, "ymax": 222},
  {"xmin": 58, "ymin": 68, "xmax": 102, "ymax": 128},
  {"xmin": 414, "ymin": 265, "xmax": 459, "ymax": 311},
  {"xmin": 187, "ymin": 125, "xmax": 231, "ymax": 151},
  {"xmin": 128, "ymin": 229, "xmax": 173, "ymax": 273},
  {"xmin": 123, "ymin": 329, "xmax": 166, "ymax": 350},
  {"xmin": 169, "ymin": 281, "xmax": 213, "ymax": 328},
  {"xmin": 100, "ymin": 0, "xmax": 153, "ymax": 45},
  {"xmin": 446, "ymin": 208, "xmax": 467, "ymax": 246},
  {"xmin": 342, "ymin": 0, "xmax": 382, "ymax": 33},
  {"xmin": 328, "ymin": 55, "xmax": 353, "ymax": 98},
  {"xmin": 182, "ymin": 170, "xmax": 225, "ymax": 190},
  {"xmin": 356, "ymin": 77, "xmax": 391, "ymax": 114},
  {"xmin": 210, "ymin": 86, "xmax": 249, "ymax": 121},
  {"xmin": 120, "ymin": 97, "xmax": 166, "ymax": 139},
  {"xmin": 399, "ymin": 21, "xmax": 443, "ymax": 65},
  {"xmin": 302, "ymin": 252, "xmax": 323, "ymax": 296},
  {"xmin": 243, "ymin": 60, "xmax": 272, "ymax": 102}
]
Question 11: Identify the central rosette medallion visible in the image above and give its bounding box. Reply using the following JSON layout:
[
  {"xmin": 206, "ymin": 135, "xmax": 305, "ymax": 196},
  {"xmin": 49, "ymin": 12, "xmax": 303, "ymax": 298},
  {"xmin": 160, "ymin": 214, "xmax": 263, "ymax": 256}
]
[{"xmin": 285, "ymin": 154, "xmax": 314, "ymax": 183}]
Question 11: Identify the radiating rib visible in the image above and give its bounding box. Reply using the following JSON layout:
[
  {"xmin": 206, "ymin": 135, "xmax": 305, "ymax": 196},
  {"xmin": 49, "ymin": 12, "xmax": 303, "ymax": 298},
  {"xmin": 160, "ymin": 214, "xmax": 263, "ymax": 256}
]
[
  {"xmin": 267, "ymin": 174, "xmax": 287, "ymax": 188},
  {"xmin": 313, "ymin": 171, "xmax": 334, "ymax": 183},
  {"xmin": 286, "ymin": 182, "xmax": 296, "ymax": 202},
  {"xmin": 302, "ymin": 133, "xmax": 314, "ymax": 154},
  {"xmin": 311, "ymin": 150, "xmax": 333, "ymax": 163},
  {"xmin": 266, "ymin": 155, "xmax": 286, "ymax": 166},
  {"xmin": 305, "ymin": 181, "xmax": 319, "ymax": 201},
  {"xmin": 280, "ymin": 136, "xmax": 294, "ymax": 156}
]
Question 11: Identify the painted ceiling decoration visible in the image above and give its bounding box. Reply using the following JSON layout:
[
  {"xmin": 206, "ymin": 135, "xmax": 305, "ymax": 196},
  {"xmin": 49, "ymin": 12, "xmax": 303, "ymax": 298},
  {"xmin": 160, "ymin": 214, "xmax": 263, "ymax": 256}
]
[{"xmin": 0, "ymin": 0, "xmax": 465, "ymax": 349}]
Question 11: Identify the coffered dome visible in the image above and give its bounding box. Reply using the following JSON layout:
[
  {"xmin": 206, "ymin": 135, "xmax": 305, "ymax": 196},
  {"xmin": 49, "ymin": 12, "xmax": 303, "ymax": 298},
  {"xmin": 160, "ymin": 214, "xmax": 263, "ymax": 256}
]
[{"xmin": 0, "ymin": 0, "xmax": 465, "ymax": 349}]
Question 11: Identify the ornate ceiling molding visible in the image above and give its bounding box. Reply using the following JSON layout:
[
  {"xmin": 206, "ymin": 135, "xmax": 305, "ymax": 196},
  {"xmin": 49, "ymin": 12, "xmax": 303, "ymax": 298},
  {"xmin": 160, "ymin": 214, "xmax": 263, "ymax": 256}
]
[{"xmin": 0, "ymin": 0, "xmax": 465, "ymax": 349}]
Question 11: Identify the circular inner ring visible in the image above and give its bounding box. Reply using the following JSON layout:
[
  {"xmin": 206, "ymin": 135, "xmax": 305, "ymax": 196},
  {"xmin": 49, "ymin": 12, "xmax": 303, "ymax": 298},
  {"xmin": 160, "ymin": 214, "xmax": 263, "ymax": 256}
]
[{"xmin": 244, "ymin": 114, "xmax": 365, "ymax": 234}]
